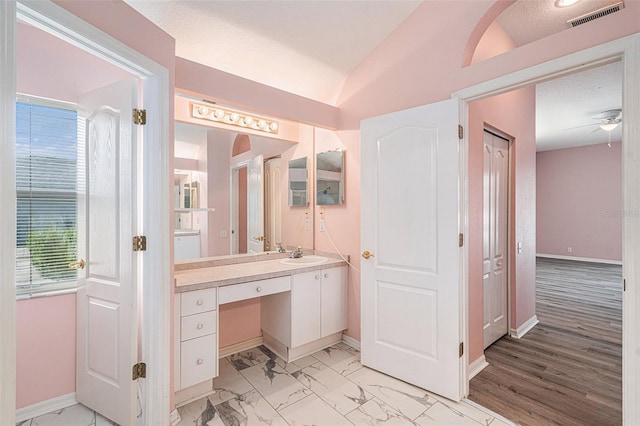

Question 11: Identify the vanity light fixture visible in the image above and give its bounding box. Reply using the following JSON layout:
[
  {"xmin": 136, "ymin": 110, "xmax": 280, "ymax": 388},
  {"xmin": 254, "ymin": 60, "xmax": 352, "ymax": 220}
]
[
  {"xmin": 192, "ymin": 103, "xmax": 279, "ymax": 134},
  {"xmin": 555, "ymin": 0, "xmax": 581, "ymax": 7}
]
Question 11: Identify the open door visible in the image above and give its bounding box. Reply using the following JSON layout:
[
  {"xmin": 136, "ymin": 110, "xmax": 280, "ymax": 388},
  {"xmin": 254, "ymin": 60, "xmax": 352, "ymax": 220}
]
[
  {"xmin": 76, "ymin": 78, "xmax": 139, "ymax": 425},
  {"xmin": 247, "ymin": 154, "xmax": 265, "ymax": 253},
  {"xmin": 360, "ymin": 98, "xmax": 463, "ymax": 401}
]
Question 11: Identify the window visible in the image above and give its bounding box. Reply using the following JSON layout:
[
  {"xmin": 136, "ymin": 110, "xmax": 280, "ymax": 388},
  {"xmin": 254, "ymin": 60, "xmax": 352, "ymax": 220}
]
[{"xmin": 16, "ymin": 97, "xmax": 84, "ymax": 297}]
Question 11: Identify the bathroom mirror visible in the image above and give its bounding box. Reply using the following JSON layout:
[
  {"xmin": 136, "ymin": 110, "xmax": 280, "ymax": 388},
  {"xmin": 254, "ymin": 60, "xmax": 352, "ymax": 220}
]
[
  {"xmin": 316, "ymin": 150, "xmax": 344, "ymax": 205},
  {"xmin": 174, "ymin": 120, "xmax": 314, "ymax": 262},
  {"xmin": 288, "ymin": 157, "xmax": 308, "ymax": 206}
]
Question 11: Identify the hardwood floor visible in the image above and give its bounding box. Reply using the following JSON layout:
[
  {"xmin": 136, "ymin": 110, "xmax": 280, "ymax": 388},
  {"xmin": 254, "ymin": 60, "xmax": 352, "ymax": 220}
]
[{"xmin": 468, "ymin": 257, "xmax": 622, "ymax": 426}]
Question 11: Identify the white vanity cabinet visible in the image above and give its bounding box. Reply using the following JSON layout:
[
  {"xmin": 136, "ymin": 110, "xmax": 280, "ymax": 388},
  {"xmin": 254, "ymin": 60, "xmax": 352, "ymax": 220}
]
[
  {"xmin": 174, "ymin": 288, "xmax": 218, "ymax": 392},
  {"xmin": 262, "ymin": 265, "xmax": 348, "ymax": 361}
]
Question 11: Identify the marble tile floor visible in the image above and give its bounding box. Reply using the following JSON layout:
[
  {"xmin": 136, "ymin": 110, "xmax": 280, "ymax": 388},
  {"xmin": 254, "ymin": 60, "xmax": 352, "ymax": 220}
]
[
  {"xmin": 17, "ymin": 343, "xmax": 516, "ymax": 426},
  {"xmin": 176, "ymin": 344, "xmax": 516, "ymax": 426}
]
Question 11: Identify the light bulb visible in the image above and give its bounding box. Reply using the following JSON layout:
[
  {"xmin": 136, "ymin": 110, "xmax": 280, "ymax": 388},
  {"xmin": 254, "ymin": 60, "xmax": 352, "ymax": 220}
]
[
  {"xmin": 229, "ymin": 113, "xmax": 240, "ymax": 123},
  {"xmin": 269, "ymin": 122, "xmax": 279, "ymax": 132},
  {"xmin": 214, "ymin": 109, "xmax": 225, "ymax": 119},
  {"xmin": 198, "ymin": 106, "xmax": 209, "ymax": 115},
  {"xmin": 257, "ymin": 120, "xmax": 267, "ymax": 129}
]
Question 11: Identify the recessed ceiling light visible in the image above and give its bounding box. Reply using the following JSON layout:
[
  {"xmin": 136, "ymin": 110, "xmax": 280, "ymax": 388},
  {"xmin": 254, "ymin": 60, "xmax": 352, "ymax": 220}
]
[{"xmin": 555, "ymin": 0, "xmax": 582, "ymax": 7}]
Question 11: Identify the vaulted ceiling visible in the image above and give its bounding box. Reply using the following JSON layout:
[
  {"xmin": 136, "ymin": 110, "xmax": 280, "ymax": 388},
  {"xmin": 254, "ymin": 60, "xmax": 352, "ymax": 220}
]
[{"xmin": 125, "ymin": 0, "xmax": 624, "ymax": 151}]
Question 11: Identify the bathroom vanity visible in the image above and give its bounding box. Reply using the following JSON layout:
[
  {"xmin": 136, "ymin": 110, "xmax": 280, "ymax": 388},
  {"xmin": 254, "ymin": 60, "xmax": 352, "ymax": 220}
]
[{"xmin": 173, "ymin": 253, "xmax": 348, "ymax": 405}]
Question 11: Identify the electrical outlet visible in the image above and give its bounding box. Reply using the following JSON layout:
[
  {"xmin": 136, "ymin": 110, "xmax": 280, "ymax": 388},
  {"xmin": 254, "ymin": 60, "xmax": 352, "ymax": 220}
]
[
  {"xmin": 568, "ymin": 247, "xmax": 572, "ymax": 253},
  {"xmin": 220, "ymin": 230, "xmax": 227, "ymax": 238},
  {"xmin": 305, "ymin": 218, "xmax": 310, "ymax": 231},
  {"xmin": 319, "ymin": 219, "xmax": 326, "ymax": 232}
]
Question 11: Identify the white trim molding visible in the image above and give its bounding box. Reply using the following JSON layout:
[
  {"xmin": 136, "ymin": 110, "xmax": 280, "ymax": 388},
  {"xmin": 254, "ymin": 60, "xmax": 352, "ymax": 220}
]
[
  {"xmin": 510, "ymin": 315, "xmax": 539, "ymax": 339},
  {"xmin": 16, "ymin": 393, "xmax": 77, "ymax": 423},
  {"xmin": 0, "ymin": 2, "xmax": 17, "ymax": 425},
  {"xmin": 219, "ymin": 337, "xmax": 264, "ymax": 358},
  {"xmin": 537, "ymin": 253, "xmax": 622, "ymax": 265},
  {"xmin": 454, "ymin": 34, "xmax": 640, "ymax": 423},
  {"xmin": 342, "ymin": 333, "xmax": 361, "ymax": 351},
  {"xmin": 468, "ymin": 355, "xmax": 489, "ymax": 380}
]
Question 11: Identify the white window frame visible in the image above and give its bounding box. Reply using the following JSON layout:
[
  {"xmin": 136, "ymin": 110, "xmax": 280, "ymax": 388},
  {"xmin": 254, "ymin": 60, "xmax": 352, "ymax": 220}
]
[{"xmin": 15, "ymin": 94, "xmax": 83, "ymax": 299}]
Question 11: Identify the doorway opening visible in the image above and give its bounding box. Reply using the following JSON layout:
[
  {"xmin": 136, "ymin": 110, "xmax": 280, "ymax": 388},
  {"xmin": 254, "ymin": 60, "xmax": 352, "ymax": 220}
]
[
  {"xmin": 2, "ymin": 1, "xmax": 171, "ymax": 424},
  {"xmin": 467, "ymin": 60, "xmax": 624, "ymax": 425}
]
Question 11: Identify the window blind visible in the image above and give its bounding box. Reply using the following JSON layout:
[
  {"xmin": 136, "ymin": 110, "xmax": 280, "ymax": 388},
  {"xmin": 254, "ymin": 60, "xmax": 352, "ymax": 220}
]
[{"xmin": 16, "ymin": 99, "xmax": 83, "ymax": 296}]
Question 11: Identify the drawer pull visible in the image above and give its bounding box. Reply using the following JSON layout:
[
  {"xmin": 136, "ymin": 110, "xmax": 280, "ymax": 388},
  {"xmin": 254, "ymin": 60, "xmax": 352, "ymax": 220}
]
[
  {"xmin": 256, "ymin": 286, "xmax": 262, "ymax": 293},
  {"xmin": 196, "ymin": 323, "xmax": 204, "ymax": 330},
  {"xmin": 196, "ymin": 299, "xmax": 204, "ymax": 306},
  {"xmin": 196, "ymin": 359, "xmax": 204, "ymax": 365},
  {"xmin": 324, "ymin": 273, "xmax": 329, "ymax": 278}
]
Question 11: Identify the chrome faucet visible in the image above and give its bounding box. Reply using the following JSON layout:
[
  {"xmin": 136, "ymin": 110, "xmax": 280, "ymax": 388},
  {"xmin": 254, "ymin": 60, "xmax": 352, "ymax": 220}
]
[
  {"xmin": 276, "ymin": 242, "xmax": 286, "ymax": 253},
  {"xmin": 290, "ymin": 246, "xmax": 303, "ymax": 258}
]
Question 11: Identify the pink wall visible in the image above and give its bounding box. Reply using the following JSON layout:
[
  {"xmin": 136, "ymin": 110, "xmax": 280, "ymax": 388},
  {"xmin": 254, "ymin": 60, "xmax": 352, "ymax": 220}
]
[
  {"xmin": 468, "ymin": 87, "xmax": 536, "ymax": 363},
  {"xmin": 537, "ymin": 142, "xmax": 622, "ymax": 261},
  {"xmin": 175, "ymin": 58, "xmax": 338, "ymax": 130},
  {"xmin": 218, "ymin": 299, "xmax": 262, "ymax": 348},
  {"xmin": 16, "ymin": 295, "xmax": 76, "ymax": 409}
]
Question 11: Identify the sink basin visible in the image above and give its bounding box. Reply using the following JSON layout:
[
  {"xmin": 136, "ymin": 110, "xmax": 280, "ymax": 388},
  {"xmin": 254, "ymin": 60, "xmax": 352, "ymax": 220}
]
[{"xmin": 280, "ymin": 255, "xmax": 328, "ymax": 265}]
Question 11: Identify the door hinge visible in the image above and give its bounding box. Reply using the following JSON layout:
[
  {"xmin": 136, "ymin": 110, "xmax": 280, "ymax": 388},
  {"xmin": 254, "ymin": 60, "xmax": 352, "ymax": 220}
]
[
  {"xmin": 459, "ymin": 342, "xmax": 464, "ymax": 357},
  {"xmin": 132, "ymin": 362, "xmax": 146, "ymax": 380},
  {"xmin": 133, "ymin": 108, "xmax": 147, "ymax": 125},
  {"xmin": 459, "ymin": 233, "xmax": 464, "ymax": 247},
  {"xmin": 133, "ymin": 235, "xmax": 147, "ymax": 252},
  {"xmin": 458, "ymin": 124, "xmax": 463, "ymax": 139},
  {"xmin": 623, "ymin": 278, "xmax": 626, "ymax": 291}
]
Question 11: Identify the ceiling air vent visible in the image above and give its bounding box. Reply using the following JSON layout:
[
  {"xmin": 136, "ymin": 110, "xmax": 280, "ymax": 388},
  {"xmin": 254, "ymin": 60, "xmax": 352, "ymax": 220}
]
[{"xmin": 567, "ymin": 2, "xmax": 624, "ymax": 27}]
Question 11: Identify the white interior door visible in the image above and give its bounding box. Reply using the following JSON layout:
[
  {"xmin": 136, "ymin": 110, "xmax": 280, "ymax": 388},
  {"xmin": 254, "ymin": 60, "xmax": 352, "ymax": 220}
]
[
  {"xmin": 247, "ymin": 155, "xmax": 265, "ymax": 253},
  {"xmin": 360, "ymin": 98, "xmax": 462, "ymax": 401},
  {"xmin": 76, "ymin": 78, "xmax": 139, "ymax": 426},
  {"xmin": 483, "ymin": 131, "xmax": 509, "ymax": 348}
]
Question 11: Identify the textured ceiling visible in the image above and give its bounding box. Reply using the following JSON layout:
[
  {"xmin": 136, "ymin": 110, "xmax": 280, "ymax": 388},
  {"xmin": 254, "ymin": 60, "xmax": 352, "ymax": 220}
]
[
  {"xmin": 497, "ymin": 0, "xmax": 623, "ymax": 46},
  {"xmin": 127, "ymin": 0, "xmax": 624, "ymax": 152},
  {"xmin": 536, "ymin": 61, "xmax": 622, "ymax": 152},
  {"xmin": 124, "ymin": 0, "xmax": 423, "ymax": 104}
]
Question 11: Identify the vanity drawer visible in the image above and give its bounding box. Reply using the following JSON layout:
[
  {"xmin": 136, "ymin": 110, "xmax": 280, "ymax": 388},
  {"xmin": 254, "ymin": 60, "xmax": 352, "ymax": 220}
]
[
  {"xmin": 181, "ymin": 288, "xmax": 217, "ymax": 316},
  {"xmin": 219, "ymin": 276, "xmax": 291, "ymax": 304},
  {"xmin": 180, "ymin": 333, "xmax": 217, "ymax": 389},
  {"xmin": 181, "ymin": 311, "xmax": 217, "ymax": 342}
]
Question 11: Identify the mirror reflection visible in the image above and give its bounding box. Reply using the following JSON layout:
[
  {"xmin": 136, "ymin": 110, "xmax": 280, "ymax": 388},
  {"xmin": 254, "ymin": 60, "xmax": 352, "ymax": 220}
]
[
  {"xmin": 174, "ymin": 121, "xmax": 313, "ymax": 262},
  {"xmin": 288, "ymin": 157, "xmax": 308, "ymax": 206},
  {"xmin": 316, "ymin": 150, "xmax": 344, "ymax": 205}
]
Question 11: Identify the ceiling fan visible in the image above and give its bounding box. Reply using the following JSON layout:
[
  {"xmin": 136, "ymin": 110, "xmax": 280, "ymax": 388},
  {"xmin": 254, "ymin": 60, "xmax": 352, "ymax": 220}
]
[{"xmin": 565, "ymin": 109, "xmax": 622, "ymax": 133}]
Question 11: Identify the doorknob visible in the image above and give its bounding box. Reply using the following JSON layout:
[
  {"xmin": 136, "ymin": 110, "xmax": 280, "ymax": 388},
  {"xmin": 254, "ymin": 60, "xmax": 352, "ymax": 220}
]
[
  {"xmin": 496, "ymin": 260, "xmax": 503, "ymax": 267},
  {"xmin": 69, "ymin": 259, "xmax": 85, "ymax": 270},
  {"xmin": 362, "ymin": 251, "xmax": 374, "ymax": 259},
  {"xmin": 253, "ymin": 236, "xmax": 265, "ymax": 241}
]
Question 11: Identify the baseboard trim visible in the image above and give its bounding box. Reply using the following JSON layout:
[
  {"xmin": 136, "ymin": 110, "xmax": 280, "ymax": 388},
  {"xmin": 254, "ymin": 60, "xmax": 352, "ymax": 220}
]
[
  {"xmin": 16, "ymin": 392, "xmax": 77, "ymax": 422},
  {"xmin": 536, "ymin": 253, "xmax": 622, "ymax": 265},
  {"xmin": 510, "ymin": 315, "xmax": 539, "ymax": 339},
  {"xmin": 468, "ymin": 355, "xmax": 489, "ymax": 380},
  {"xmin": 169, "ymin": 409, "xmax": 181, "ymax": 426},
  {"xmin": 342, "ymin": 333, "xmax": 361, "ymax": 350},
  {"xmin": 219, "ymin": 336, "xmax": 264, "ymax": 358}
]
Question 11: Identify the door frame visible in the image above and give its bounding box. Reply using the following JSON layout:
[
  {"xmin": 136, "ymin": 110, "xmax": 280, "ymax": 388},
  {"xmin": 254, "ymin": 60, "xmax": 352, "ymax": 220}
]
[
  {"xmin": 454, "ymin": 34, "xmax": 640, "ymax": 421},
  {"xmin": 0, "ymin": 1, "xmax": 171, "ymax": 425}
]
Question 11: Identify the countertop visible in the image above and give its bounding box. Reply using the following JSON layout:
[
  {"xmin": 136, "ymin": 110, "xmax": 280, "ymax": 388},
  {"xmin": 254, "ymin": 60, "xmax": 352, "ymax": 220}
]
[{"xmin": 174, "ymin": 256, "xmax": 347, "ymax": 293}]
